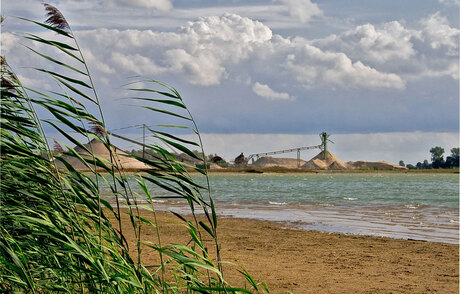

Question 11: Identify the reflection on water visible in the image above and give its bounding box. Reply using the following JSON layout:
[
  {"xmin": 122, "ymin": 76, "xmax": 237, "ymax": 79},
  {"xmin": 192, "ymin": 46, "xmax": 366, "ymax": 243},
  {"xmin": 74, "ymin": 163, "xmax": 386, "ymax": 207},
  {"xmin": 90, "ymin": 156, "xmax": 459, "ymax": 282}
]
[{"xmin": 102, "ymin": 173, "xmax": 459, "ymax": 244}]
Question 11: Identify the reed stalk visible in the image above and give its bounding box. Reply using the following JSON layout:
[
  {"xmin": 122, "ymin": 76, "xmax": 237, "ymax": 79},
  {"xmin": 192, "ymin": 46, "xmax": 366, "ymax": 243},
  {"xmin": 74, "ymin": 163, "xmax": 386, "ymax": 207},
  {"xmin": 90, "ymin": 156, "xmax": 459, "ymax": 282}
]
[{"xmin": 1, "ymin": 5, "xmax": 269, "ymax": 293}]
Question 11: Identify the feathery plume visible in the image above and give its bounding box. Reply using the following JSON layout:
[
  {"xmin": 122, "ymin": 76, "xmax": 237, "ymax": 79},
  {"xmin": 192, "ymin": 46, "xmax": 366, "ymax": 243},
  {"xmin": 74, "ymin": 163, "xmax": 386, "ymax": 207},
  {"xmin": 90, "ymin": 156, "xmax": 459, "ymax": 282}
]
[
  {"xmin": 88, "ymin": 119, "xmax": 106, "ymax": 136},
  {"xmin": 43, "ymin": 3, "xmax": 69, "ymax": 30},
  {"xmin": 53, "ymin": 140, "xmax": 65, "ymax": 152}
]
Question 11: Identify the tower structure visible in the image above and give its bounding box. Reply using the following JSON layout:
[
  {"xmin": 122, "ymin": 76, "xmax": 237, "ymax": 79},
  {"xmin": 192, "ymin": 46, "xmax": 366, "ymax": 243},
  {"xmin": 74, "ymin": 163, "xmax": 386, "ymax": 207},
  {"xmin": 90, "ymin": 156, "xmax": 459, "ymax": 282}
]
[{"xmin": 319, "ymin": 132, "xmax": 333, "ymax": 161}]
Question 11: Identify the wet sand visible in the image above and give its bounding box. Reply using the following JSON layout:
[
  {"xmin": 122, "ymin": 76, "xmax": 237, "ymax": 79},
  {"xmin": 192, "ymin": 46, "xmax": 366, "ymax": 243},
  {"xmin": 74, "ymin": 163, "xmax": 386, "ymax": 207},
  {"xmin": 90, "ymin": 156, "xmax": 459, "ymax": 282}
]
[{"xmin": 115, "ymin": 210, "xmax": 459, "ymax": 293}]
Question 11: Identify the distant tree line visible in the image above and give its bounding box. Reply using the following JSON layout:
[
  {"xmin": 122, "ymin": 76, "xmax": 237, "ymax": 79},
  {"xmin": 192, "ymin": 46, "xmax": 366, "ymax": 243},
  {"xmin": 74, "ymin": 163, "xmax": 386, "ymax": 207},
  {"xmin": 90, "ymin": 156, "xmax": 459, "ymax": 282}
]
[{"xmin": 403, "ymin": 147, "xmax": 459, "ymax": 169}]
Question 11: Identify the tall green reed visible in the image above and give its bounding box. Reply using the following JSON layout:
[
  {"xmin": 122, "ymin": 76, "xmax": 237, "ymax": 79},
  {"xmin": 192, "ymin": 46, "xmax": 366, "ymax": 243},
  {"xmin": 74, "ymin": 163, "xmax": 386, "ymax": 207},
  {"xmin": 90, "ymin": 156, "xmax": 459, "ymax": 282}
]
[{"xmin": 0, "ymin": 4, "xmax": 268, "ymax": 293}]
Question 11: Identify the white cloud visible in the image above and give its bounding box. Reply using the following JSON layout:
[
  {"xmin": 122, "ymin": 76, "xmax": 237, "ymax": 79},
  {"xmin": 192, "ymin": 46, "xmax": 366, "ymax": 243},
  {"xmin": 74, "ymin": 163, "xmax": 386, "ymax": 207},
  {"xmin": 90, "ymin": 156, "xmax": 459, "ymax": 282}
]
[
  {"xmin": 275, "ymin": 0, "xmax": 322, "ymax": 23},
  {"xmin": 252, "ymin": 82, "xmax": 291, "ymax": 100},
  {"xmin": 285, "ymin": 44, "xmax": 406, "ymax": 89},
  {"xmin": 17, "ymin": 74, "xmax": 51, "ymax": 89},
  {"xmin": 312, "ymin": 21, "xmax": 417, "ymax": 64},
  {"xmin": 76, "ymin": 13, "xmax": 272, "ymax": 86},
  {"xmin": 420, "ymin": 12, "xmax": 459, "ymax": 54},
  {"xmin": 5, "ymin": 12, "xmax": 409, "ymax": 92},
  {"xmin": 3, "ymin": 3, "xmax": 458, "ymax": 139},
  {"xmin": 110, "ymin": 51, "xmax": 162, "ymax": 75},
  {"xmin": 1, "ymin": 32, "xmax": 19, "ymax": 54},
  {"xmin": 84, "ymin": 49, "xmax": 116, "ymax": 74},
  {"xmin": 311, "ymin": 15, "xmax": 459, "ymax": 81},
  {"xmin": 164, "ymin": 49, "xmax": 225, "ymax": 85},
  {"xmin": 3, "ymin": 10, "xmax": 455, "ymax": 96},
  {"xmin": 412, "ymin": 12, "xmax": 459, "ymax": 80}
]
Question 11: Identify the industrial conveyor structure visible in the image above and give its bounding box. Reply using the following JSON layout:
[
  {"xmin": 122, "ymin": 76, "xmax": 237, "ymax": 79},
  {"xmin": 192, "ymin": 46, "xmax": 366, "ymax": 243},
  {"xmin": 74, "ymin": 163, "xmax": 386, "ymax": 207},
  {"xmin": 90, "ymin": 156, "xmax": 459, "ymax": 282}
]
[{"xmin": 246, "ymin": 132, "xmax": 333, "ymax": 168}]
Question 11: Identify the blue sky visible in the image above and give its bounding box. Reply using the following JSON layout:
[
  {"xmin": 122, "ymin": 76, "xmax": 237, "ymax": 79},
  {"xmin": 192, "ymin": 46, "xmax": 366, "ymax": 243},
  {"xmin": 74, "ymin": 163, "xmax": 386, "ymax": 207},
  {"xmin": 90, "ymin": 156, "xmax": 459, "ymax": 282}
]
[{"xmin": 2, "ymin": 0, "xmax": 459, "ymax": 163}]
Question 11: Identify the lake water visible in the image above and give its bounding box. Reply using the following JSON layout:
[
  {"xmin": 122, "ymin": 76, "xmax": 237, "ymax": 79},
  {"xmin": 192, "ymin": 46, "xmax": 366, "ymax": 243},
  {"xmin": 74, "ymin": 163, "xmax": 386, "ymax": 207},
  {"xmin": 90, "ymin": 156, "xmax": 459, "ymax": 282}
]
[{"xmin": 103, "ymin": 173, "xmax": 459, "ymax": 244}]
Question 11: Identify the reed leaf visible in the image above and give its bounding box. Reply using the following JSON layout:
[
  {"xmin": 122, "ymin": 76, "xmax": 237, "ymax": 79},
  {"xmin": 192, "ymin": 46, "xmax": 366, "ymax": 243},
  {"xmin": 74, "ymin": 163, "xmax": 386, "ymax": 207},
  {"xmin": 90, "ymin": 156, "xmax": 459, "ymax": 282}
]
[{"xmin": 1, "ymin": 4, "xmax": 268, "ymax": 293}]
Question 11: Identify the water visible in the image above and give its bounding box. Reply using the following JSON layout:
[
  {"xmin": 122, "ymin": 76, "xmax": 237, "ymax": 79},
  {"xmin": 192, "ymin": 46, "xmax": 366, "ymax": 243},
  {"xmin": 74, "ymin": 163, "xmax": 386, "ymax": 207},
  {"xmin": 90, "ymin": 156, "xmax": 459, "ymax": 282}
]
[{"xmin": 103, "ymin": 173, "xmax": 459, "ymax": 244}]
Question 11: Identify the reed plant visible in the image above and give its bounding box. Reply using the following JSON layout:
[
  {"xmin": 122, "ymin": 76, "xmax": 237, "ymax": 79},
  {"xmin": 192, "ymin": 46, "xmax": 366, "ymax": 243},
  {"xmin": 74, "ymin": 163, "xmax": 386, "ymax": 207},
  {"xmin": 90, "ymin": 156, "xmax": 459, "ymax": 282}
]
[{"xmin": 0, "ymin": 4, "xmax": 268, "ymax": 293}]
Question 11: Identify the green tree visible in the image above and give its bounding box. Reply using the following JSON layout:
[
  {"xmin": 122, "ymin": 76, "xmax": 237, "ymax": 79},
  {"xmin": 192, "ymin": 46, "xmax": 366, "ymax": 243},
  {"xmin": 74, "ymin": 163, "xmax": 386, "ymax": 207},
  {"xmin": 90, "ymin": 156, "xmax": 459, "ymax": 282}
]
[
  {"xmin": 430, "ymin": 146, "xmax": 445, "ymax": 168},
  {"xmin": 451, "ymin": 147, "xmax": 459, "ymax": 159},
  {"xmin": 406, "ymin": 164, "xmax": 416, "ymax": 169},
  {"xmin": 399, "ymin": 160, "xmax": 405, "ymax": 167},
  {"xmin": 422, "ymin": 159, "xmax": 431, "ymax": 169},
  {"xmin": 445, "ymin": 147, "xmax": 459, "ymax": 168}
]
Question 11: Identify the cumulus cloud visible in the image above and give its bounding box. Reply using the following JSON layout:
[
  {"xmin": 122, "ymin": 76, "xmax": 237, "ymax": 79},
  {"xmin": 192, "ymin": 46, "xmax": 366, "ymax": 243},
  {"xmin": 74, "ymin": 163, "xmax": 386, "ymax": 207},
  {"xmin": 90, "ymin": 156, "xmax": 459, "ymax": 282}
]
[
  {"xmin": 311, "ymin": 15, "xmax": 458, "ymax": 81},
  {"xmin": 252, "ymin": 82, "xmax": 291, "ymax": 100},
  {"xmin": 164, "ymin": 49, "xmax": 225, "ymax": 85},
  {"xmin": 76, "ymin": 13, "xmax": 272, "ymax": 86},
  {"xmin": 275, "ymin": 0, "xmax": 322, "ymax": 23},
  {"xmin": 413, "ymin": 13, "xmax": 459, "ymax": 80},
  {"xmin": 3, "ymin": 5, "xmax": 458, "ymax": 138},
  {"xmin": 312, "ymin": 21, "xmax": 417, "ymax": 64},
  {"xmin": 420, "ymin": 12, "xmax": 459, "ymax": 54},
  {"xmin": 285, "ymin": 44, "xmax": 406, "ymax": 89},
  {"xmin": 72, "ymin": 13, "xmax": 405, "ymax": 90},
  {"xmin": 4, "ymin": 11, "xmax": 456, "ymax": 95}
]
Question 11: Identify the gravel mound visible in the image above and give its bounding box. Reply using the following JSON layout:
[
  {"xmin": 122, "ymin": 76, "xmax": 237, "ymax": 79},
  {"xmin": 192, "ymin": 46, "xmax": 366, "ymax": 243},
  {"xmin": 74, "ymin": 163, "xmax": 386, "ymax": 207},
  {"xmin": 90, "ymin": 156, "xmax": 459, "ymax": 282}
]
[
  {"xmin": 57, "ymin": 138, "xmax": 150, "ymax": 170},
  {"xmin": 302, "ymin": 151, "xmax": 348, "ymax": 170}
]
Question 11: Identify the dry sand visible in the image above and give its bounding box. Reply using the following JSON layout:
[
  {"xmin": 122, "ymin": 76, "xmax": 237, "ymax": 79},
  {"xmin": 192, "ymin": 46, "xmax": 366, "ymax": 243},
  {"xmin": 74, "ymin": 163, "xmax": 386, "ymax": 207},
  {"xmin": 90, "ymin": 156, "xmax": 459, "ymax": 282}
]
[
  {"xmin": 302, "ymin": 151, "xmax": 349, "ymax": 170},
  {"xmin": 255, "ymin": 157, "xmax": 307, "ymax": 169},
  {"xmin": 57, "ymin": 138, "xmax": 149, "ymax": 170},
  {"xmin": 114, "ymin": 210, "xmax": 459, "ymax": 294},
  {"xmin": 252, "ymin": 151, "xmax": 407, "ymax": 171}
]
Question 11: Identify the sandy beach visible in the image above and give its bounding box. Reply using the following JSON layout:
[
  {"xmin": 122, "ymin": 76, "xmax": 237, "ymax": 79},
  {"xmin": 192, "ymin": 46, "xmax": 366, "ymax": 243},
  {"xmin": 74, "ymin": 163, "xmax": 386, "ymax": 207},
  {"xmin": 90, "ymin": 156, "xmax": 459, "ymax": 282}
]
[{"xmin": 114, "ymin": 209, "xmax": 459, "ymax": 293}]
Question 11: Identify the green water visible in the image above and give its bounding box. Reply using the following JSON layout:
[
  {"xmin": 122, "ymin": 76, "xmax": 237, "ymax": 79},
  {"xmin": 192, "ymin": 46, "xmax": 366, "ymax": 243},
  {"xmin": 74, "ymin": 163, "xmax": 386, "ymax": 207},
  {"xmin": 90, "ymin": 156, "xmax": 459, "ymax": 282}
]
[
  {"xmin": 103, "ymin": 172, "xmax": 459, "ymax": 243},
  {"xmin": 203, "ymin": 173, "xmax": 459, "ymax": 207}
]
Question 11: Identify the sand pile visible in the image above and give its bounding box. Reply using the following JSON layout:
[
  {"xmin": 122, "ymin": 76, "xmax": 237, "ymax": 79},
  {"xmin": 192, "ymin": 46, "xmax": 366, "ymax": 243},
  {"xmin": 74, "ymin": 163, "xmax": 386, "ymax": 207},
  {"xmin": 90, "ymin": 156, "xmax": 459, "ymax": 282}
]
[
  {"xmin": 348, "ymin": 161, "xmax": 407, "ymax": 170},
  {"xmin": 57, "ymin": 138, "xmax": 150, "ymax": 171},
  {"xmin": 302, "ymin": 151, "xmax": 348, "ymax": 170},
  {"xmin": 247, "ymin": 151, "xmax": 406, "ymax": 171},
  {"xmin": 254, "ymin": 157, "xmax": 307, "ymax": 169},
  {"xmin": 209, "ymin": 163, "xmax": 223, "ymax": 169}
]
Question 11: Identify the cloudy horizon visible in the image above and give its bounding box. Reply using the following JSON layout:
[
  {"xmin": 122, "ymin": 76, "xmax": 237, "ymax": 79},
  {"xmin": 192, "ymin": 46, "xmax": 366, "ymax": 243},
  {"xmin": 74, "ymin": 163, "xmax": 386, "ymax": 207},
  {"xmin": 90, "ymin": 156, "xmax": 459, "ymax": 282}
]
[{"xmin": 2, "ymin": 0, "xmax": 459, "ymax": 165}]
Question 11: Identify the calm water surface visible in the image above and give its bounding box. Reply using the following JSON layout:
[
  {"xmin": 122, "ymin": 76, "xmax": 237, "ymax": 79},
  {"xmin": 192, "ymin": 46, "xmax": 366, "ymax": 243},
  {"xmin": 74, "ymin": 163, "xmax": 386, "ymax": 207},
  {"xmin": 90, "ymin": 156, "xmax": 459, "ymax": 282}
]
[{"xmin": 103, "ymin": 173, "xmax": 459, "ymax": 244}]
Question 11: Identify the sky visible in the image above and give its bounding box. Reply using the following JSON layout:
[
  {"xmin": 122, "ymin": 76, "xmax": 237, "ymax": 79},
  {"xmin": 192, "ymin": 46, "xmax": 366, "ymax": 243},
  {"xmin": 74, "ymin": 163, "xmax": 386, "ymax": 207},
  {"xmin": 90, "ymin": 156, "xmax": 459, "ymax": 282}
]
[{"xmin": 2, "ymin": 0, "xmax": 459, "ymax": 164}]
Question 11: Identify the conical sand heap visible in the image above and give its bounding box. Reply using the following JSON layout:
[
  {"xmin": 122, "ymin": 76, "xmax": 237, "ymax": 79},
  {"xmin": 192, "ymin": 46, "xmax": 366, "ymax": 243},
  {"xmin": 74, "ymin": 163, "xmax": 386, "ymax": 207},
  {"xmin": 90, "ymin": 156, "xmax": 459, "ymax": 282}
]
[
  {"xmin": 247, "ymin": 149, "xmax": 406, "ymax": 170},
  {"xmin": 57, "ymin": 138, "xmax": 150, "ymax": 171},
  {"xmin": 302, "ymin": 151, "xmax": 348, "ymax": 170}
]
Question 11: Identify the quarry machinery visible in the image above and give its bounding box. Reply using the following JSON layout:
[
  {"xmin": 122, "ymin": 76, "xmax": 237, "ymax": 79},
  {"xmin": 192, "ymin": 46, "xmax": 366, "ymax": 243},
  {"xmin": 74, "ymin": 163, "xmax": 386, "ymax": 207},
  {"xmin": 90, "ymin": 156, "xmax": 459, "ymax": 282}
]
[
  {"xmin": 246, "ymin": 132, "xmax": 333, "ymax": 168},
  {"xmin": 319, "ymin": 132, "xmax": 334, "ymax": 161}
]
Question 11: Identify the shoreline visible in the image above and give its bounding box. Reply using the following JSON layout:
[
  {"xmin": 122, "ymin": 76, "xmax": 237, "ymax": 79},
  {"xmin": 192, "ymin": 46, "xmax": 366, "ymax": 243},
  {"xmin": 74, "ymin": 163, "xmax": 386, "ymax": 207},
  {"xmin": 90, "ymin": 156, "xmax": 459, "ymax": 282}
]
[
  {"xmin": 85, "ymin": 167, "xmax": 459, "ymax": 174},
  {"xmin": 202, "ymin": 167, "xmax": 460, "ymax": 174},
  {"xmin": 217, "ymin": 213, "xmax": 459, "ymax": 244},
  {"xmin": 107, "ymin": 200, "xmax": 460, "ymax": 244},
  {"xmin": 150, "ymin": 203, "xmax": 459, "ymax": 245},
  {"xmin": 114, "ymin": 209, "xmax": 459, "ymax": 293}
]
